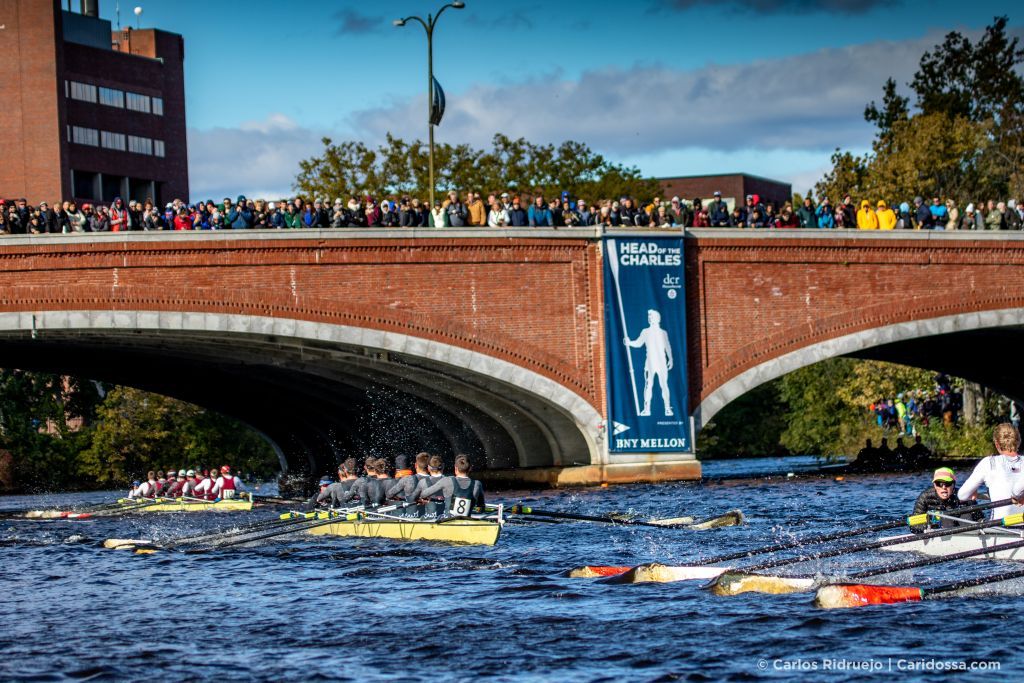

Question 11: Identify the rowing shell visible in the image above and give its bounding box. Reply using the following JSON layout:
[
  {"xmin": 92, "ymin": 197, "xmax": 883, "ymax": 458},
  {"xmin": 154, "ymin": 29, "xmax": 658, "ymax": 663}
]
[
  {"xmin": 881, "ymin": 528, "xmax": 1024, "ymax": 561},
  {"xmin": 115, "ymin": 497, "xmax": 254, "ymax": 513},
  {"xmin": 306, "ymin": 516, "xmax": 501, "ymax": 546}
]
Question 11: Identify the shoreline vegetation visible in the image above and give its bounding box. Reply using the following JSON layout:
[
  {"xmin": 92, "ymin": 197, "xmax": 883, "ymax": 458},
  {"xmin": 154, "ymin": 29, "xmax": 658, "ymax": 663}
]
[{"xmin": 0, "ymin": 359, "xmax": 1005, "ymax": 495}]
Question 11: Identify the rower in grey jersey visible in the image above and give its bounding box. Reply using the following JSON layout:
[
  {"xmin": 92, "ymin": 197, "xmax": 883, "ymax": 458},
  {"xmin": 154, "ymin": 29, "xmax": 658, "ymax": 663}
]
[
  {"xmin": 416, "ymin": 455, "xmax": 486, "ymax": 517},
  {"xmin": 387, "ymin": 452, "xmax": 432, "ymax": 516},
  {"xmin": 339, "ymin": 457, "xmax": 378, "ymax": 507}
]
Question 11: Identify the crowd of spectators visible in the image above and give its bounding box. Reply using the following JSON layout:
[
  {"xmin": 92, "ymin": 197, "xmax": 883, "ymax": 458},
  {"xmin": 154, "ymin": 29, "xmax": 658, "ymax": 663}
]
[
  {"xmin": 2, "ymin": 190, "xmax": 1023, "ymax": 233},
  {"xmin": 868, "ymin": 374, "xmax": 962, "ymax": 437}
]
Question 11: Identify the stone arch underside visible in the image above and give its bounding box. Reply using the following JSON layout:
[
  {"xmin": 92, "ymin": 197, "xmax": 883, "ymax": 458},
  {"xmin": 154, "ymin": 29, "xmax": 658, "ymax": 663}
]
[
  {"xmin": 0, "ymin": 311, "xmax": 602, "ymax": 476},
  {"xmin": 696, "ymin": 308, "xmax": 1024, "ymax": 428}
]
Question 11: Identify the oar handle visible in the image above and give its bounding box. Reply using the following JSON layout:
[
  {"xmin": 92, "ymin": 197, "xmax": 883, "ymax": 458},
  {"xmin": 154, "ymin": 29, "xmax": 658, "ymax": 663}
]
[
  {"xmin": 512, "ymin": 506, "xmax": 682, "ymax": 529},
  {"xmin": 693, "ymin": 497, "xmax": 1018, "ymax": 566},
  {"xmin": 923, "ymin": 566, "xmax": 1024, "ymax": 597},
  {"xmin": 207, "ymin": 510, "xmax": 356, "ymax": 549},
  {"xmin": 745, "ymin": 513, "xmax": 1024, "ymax": 572},
  {"xmin": 849, "ymin": 537, "xmax": 1024, "ymax": 580}
]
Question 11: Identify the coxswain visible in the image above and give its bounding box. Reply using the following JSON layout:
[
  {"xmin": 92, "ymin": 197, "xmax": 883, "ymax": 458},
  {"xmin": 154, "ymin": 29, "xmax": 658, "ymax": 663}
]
[
  {"xmin": 163, "ymin": 470, "xmax": 186, "ymax": 498},
  {"xmin": 387, "ymin": 452, "xmax": 431, "ymax": 516},
  {"xmin": 958, "ymin": 423, "xmax": 1024, "ymax": 520},
  {"xmin": 127, "ymin": 480, "xmax": 141, "ymax": 499},
  {"xmin": 417, "ymin": 455, "xmax": 486, "ymax": 518},
  {"xmin": 212, "ymin": 465, "xmax": 244, "ymax": 500},
  {"xmin": 910, "ymin": 467, "xmax": 983, "ymax": 532}
]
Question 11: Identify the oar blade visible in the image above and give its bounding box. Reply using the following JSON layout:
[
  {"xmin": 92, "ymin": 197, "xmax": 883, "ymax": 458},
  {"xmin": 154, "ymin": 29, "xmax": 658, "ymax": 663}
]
[
  {"xmin": 103, "ymin": 538, "xmax": 158, "ymax": 551},
  {"xmin": 647, "ymin": 516, "xmax": 694, "ymax": 526},
  {"xmin": 709, "ymin": 572, "xmax": 817, "ymax": 596},
  {"xmin": 566, "ymin": 565, "xmax": 632, "ymax": 578},
  {"xmin": 814, "ymin": 584, "xmax": 922, "ymax": 609},
  {"xmin": 603, "ymin": 563, "xmax": 727, "ymax": 584},
  {"xmin": 688, "ymin": 510, "xmax": 745, "ymax": 530}
]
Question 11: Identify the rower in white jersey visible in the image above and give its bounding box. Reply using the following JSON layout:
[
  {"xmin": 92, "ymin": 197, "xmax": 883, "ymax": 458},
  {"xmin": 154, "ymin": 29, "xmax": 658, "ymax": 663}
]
[
  {"xmin": 957, "ymin": 423, "xmax": 1024, "ymax": 519},
  {"xmin": 212, "ymin": 465, "xmax": 245, "ymax": 499}
]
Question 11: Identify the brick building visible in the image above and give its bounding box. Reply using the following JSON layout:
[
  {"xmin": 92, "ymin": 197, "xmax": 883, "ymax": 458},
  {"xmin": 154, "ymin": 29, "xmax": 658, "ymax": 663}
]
[
  {"xmin": 658, "ymin": 173, "xmax": 791, "ymax": 211},
  {"xmin": 0, "ymin": 0, "xmax": 187, "ymax": 206}
]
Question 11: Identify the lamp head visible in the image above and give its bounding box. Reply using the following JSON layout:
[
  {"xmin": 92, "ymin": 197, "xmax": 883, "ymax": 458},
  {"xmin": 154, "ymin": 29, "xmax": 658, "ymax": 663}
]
[
  {"xmin": 134, "ymin": 6, "xmax": 142, "ymax": 16},
  {"xmin": 393, "ymin": 18, "xmax": 406, "ymax": 26},
  {"xmin": 452, "ymin": 1, "xmax": 465, "ymax": 7}
]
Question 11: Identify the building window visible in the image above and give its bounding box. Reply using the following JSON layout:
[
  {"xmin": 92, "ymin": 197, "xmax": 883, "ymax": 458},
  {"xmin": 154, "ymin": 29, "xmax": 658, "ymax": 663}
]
[
  {"xmin": 152, "ymin": 97, "xmax": 164, "ymax": 116},
  {"xmin": 126, "ymin": 92, "xmax": 151, "ymax": 113},
  {"xmin": 101, "ymin": 131, "xmax": 127, "ymax": 151},
  {"xmin": 69, "ymin": 81, "xmax": 97, "ymax": 103},
  {"xmin": 72, "ymin": 126, "xmax": 99, "ymax": 147},
  {"xmin": 128, "ymin": 135, "xmax": 153, "ymax": 155},
  {"xmin": 99, "ymin": 86, "xmax": 124, "ymax": 108},
  {"xmin": 154, "ymin": 140, "xmax": 166, "ymax": 157}
]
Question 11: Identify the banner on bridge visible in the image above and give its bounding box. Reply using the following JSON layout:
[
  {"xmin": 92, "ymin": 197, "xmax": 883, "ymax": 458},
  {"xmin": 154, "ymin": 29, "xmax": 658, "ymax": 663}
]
[{"xmin": 602, "ymin": 237, "xmax": 692, "ymax": 453}]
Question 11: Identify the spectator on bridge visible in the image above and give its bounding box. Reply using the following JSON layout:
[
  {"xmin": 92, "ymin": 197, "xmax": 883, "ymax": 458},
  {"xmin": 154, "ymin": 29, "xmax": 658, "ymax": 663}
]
[
  {"xmin": 1006, "ymin": 200, "xmax": 1022, "ymax": 230},
  {"xmin": 895, "ymin": 202, "xmax": 912, "ymax": 229},
  {"xmin": 929, "ymin": 196, "xmax": 948, "ymax": 227},
  {"xmin": 528, "ymin": 195, "xmax": 552, "ymax": 227},
  {"xmin": 913, "ymin": 196, "xmax": 935, "ymax": 230},
  {"xmin": 691, "ymin": 199, "xmax": 709, "ymax": 227},
  {"xmin": 857, "ymin": 200, "xmax": 879, "ymax": 229},
  {"xmin": 775, "ymin": 204, "xmax": 799, "ymax": 228},
  {"xmin": 876, "ymin": 200, "xmax": 897, "ymax": 230},
  {"xmin": 380, "ymin": 200, "xmax": 400, "ymax": 227},
  {"xmin": 816, "ymin": 198, "xmax": 835, "ymax": 228},
  {"xmin": 173, "ymin": 207, "xmax": 192, "ymax": 230},
  {"xmin": 467, "ymin": 191, "xmax": 487, "ymax": 227},
  {"xmin": 576, "ymin": 199, "xmax": 594, "ymax": 226},
  {"xmin": 729, "ymin": 206, "xmax": 744, "ymax": 227},
  {"xmin": 89, "ymin": 205, "xmax": 110, "ymax": 232},
  {"xmin": 429, "ymin": 200, "xmax": 448, "ymax": 228},
  {"xmin": 832, "ymin": 204, "xmax": 847, "ymax": 228},
  {"xmin": 65, "ymin": 202, "xmax": 86, "ymax": 232},
  {"xmin": 621, "ymin": 197, "xmax": 642, "ymax": 227},
  {"xmin": 708, "ymin": 191, "xmax": 730, "ymax": 227},
  {"xmin": 797, "ymin": 197, "xmax": 817, "ymax": 228},
  {"xmin": 668, "ymin": 196, "xmax": 690, "ymax": 227},
  {"xmin": 108, "ymin": 198, "xmax": 127, "ymax": 232},
  {"xmin": 445, "ymin": 194, "xmax": 467, "ymax": 227},
  {"xmin": 506, "ymin": 196, "xmax": 528, "ymax": 226},
  {"xmin": 942, "ymin": 199, "xmax": 959, "ymax": 230},
  {"xmin": 487, "ymin": 197, "xmax": 509, "ymax": 227},
  {"xmin": 840, "ymin": 195, "xmax": 856, "ymax": 228}
]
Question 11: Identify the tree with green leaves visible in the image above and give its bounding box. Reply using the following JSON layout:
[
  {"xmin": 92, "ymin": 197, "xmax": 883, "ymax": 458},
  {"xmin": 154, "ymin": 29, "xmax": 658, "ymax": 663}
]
[
  {"xmin": 295, "ymin": 133, "xmax": 660, "ymax": 203},
  {"xmin": 819, "ymin": 15, "xmax": 1024, "ymax": 203}
]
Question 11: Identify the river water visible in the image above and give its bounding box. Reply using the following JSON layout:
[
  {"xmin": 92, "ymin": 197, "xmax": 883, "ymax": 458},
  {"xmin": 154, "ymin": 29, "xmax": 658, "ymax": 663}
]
[{"xmin": 1, "ymin": 459, "xmax": 1020, "ymax": 682}]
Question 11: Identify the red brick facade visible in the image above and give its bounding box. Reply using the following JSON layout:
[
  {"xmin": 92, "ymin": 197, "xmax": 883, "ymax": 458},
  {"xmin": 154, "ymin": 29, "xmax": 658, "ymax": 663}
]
[
  {"xmin": 659, "ymin": 173, "xmax": 792, "ymax": 210},
  {"xmin": 0, "ymin": 0, "xmax": 187, "ymax": 206},
  {"xmin": 686, "ymin": 232, "xmax": 1024, "ymax": 410},
  {"xmin": 0, "ymin": 235, "xmax": 607, "ymax": 413}
]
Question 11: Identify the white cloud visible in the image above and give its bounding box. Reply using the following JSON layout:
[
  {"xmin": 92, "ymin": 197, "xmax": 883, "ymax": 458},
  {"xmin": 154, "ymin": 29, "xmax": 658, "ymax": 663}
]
[
  {"xmin": 187, "ymin": 114, "xmax": 324, "ymax": 201},
  {"xmin": 346, "ymin": 34, "xmax": 939, "ymax": 157}
]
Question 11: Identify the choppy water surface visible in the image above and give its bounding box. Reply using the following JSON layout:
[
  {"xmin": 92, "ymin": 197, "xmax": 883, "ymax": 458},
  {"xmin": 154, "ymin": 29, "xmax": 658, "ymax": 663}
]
[{"xmin": 2, "ymin": 460, "xmax": 1020, "ymax": 682}]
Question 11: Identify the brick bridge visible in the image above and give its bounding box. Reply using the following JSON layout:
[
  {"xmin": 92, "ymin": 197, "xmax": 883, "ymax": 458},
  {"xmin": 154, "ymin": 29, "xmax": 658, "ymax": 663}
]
[{"xmin": 1, "ymin": 229, "xmax": 1021, "ymax": 485}]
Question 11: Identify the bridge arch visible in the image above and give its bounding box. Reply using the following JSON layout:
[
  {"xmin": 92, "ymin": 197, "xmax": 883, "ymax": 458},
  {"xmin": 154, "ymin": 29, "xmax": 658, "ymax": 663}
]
[
  {"xmin": 0, "ymin": 309, "xmax": 603, "ymax": 475},
  {"xmin": 695, "ymin": 307, "xmax": 1024, "ymax": 428}
]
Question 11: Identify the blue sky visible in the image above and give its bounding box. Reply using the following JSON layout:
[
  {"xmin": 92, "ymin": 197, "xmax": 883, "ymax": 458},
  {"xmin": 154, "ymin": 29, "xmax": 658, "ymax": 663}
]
[{"xmin": 97, "ymin": 0, "xmax": 1021, "ymax": 199}]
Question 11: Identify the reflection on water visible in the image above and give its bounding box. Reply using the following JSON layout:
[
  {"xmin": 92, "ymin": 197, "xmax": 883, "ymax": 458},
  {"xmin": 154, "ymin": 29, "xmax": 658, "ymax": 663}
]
[{"xmin": 1, "ymin": 457, "xmax": 1020, "ymax": 681}]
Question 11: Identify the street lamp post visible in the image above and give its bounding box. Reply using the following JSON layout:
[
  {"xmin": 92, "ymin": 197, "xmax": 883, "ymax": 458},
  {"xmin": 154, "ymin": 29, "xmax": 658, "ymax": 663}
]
[{"xmin": 393, "ymin": 2, "xmax": 465, "ymax": 212}]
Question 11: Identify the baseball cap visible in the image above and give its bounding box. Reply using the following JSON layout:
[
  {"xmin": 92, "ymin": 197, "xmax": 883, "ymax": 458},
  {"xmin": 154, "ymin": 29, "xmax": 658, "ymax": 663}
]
[
  {"xmin": 713, "ymin": 191, "xmax": 721, "ymax": 196},
  {"xmin": 932, "ymin": 467, "xmax": 955, "ymax": 483}
]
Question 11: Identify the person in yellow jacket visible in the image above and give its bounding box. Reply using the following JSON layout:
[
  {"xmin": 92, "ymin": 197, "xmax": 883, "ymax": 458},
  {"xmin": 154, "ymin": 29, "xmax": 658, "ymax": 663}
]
[
  {"xmin": 876, "ymin": 200, "xmax": 897, "ymax": 230},
  {"xmin": 857, "ymin": 200, "xmax": 879, "ymax": 229}
]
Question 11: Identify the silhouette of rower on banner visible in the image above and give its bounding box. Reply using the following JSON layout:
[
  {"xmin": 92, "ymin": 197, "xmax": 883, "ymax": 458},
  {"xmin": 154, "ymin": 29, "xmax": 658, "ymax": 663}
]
[{"xmin": 624, "ymin": 309, "xmax": 674, "ymax": 417}]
